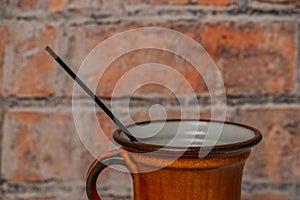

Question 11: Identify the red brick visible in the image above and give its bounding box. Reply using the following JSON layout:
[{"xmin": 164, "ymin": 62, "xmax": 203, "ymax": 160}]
[
  {"xmin": 64, "ymin": 47, "xmax": 210, "ymax": 97},
  {"xmin": 250, "ymin": 0, "xmax": 300, "ymax": 7},
  {"xmin": 200, "ymin": 21, "xmax": 296, "ymax": 94},
  {"xmin": 0, "ymin": 25, "xmax": 9, "ymax": 95},
  {"xmin": 242, "ymin": 193, "xmax": 289, "ymax": 200},
  {"xmin": 238, "ymin": 107, "xmax": 300, "ymax": 182},
  {"xmin": 64, "ymin": 21, "xmax": 295, "ymax": 98},
  {"xmin": 62, "ymin": 23, "xmax": 221, "ymax": 97},
  {"xmin": 66, "ymin": 0, "xmax": 102, "ymax": 10},
  {"xmin": 4, "ymin": 22, "xmax": 57, "ymax": 97},
  {"xmin": 47, "ymin": 0, "xmax": 65, "ymax": 11},
  {"xmin": 8, "ymin": 0, "xmax": 66, "ymax": 12},
  {"xmin": 126, "ymin": 0, "xmax": 236, "ymax": 6},
  {"xmin": 1, "ymin": 110, "xmax": 113, "ymax": 182},
  {"xmin": 97, "ymin": 49, "xmax": 210, "ymax": 97},
  {"xmin": 193, "ymin": 0, "xmax": 236, "ymax": 6},
  {"xmin": 17, "ymin": 0, "xmax": 39, "ymax": 10},
  {"xmin": 12, "ymin": 0, "xmax": 104, "ymax": 11},
  {"xmin": 15, "ymin": 0, "xmax": 62, "ymax": 11}
]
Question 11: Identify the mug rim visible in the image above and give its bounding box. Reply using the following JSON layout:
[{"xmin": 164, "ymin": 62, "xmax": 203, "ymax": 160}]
[{"xmin": 113, "ymin": 119, "xmax": 262, "ymax": 156}]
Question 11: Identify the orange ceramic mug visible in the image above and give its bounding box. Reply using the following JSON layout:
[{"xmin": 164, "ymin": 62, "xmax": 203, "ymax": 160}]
[{"xmin": 86, "ymin": 120, "xmax": 262, "ymax": 200}]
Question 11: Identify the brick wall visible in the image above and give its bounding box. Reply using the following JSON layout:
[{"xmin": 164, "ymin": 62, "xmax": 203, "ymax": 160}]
[{"xmin": 0, "ymin": 0, "xmax": 299, "ymax": 199}]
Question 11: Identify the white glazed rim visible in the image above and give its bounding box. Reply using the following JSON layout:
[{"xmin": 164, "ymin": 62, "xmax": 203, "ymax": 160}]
[{"xmin": 113, "ymin": 119, "xmax": 262, "ymax": 155}]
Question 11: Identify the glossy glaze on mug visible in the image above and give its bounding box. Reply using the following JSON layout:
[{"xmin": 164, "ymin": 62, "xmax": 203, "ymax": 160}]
[
  {"xmin": 119, "ymin": 150, "xmax": 249, "ymax": 200},
  {"xmin": 87, "ymin": 120, "xmax": 262, "ymax": 200}
]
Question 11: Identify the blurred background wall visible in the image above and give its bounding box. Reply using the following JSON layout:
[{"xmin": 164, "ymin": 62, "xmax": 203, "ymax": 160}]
[{"xmin": 0, "ymin": 0, "xmax": 299, "ymax": 199}]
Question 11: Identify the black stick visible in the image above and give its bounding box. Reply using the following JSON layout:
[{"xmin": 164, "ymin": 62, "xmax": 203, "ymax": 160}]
[{"xmin": 45, "ymin": 46, "xmax": 138, "ymax": 142}]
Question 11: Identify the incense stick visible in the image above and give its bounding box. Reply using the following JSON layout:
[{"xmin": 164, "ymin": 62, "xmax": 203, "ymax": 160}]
[{"xmin": 45, "ymin": 46, "xmax": 138, "ymax": 142}]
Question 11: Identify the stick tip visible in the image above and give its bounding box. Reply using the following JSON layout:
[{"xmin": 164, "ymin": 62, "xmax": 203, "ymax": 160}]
[{"xmin": 45, "ymin": 46, "xmax": 58, "ymax": 59}]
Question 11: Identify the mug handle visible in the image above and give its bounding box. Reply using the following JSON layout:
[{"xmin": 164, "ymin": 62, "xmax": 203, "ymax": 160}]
[{"xmin": 86, "ymin": 149, "xmax": 131, "ymax": 200}]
